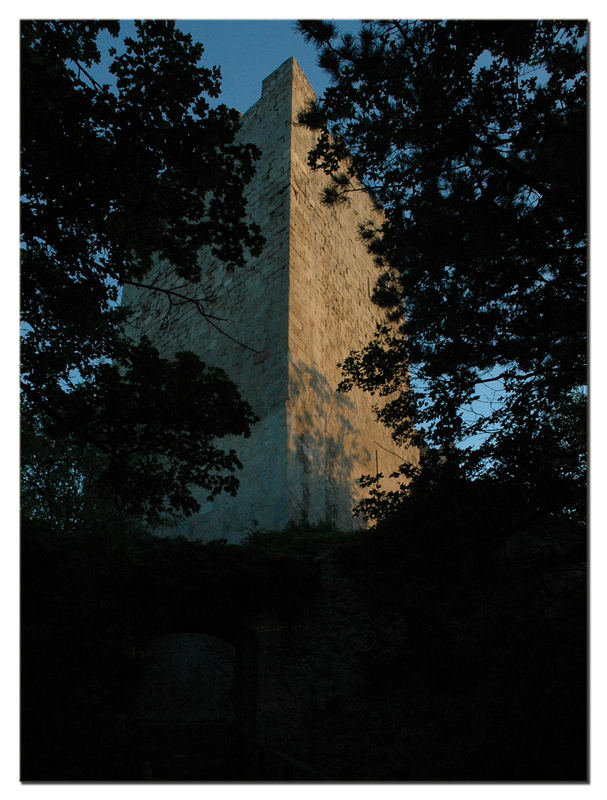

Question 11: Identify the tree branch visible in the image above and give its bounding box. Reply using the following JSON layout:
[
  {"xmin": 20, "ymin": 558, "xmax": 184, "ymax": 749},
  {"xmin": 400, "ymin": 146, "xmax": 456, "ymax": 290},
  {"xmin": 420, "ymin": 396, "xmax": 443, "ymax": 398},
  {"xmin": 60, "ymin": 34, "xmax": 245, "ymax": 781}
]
[
  {"xmin": 123, "ymin": 279, "xmax": 225, "ymax": 321},
  {"xmin": 122, "ymin": 279, "xmax": 261, "ymax": 354}
]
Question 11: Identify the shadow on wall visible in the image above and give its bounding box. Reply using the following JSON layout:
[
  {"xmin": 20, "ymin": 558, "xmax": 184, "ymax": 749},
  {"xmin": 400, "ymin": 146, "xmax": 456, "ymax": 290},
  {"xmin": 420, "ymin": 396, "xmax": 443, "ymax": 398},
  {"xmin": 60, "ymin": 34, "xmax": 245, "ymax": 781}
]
[{"xmin": 287, "ymin": 358, "xmax": 383, "ymax": 530}]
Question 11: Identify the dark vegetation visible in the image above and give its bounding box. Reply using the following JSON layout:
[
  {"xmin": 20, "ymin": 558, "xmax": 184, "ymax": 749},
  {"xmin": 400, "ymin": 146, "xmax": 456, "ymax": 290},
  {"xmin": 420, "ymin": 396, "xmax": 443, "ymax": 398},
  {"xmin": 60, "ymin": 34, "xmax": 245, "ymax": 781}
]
[
  {"xmin": 21, "ymin": 521, "xmax": 320, "ymax": 779},
  {"xmin": 338, "ymin": 481, "xmax": 586, "ymax": 779},
  {"xmin": 21, "ymin": 20, "xmax": 262, "ymax": 525},
  {"xmin": 21, "ymin": 20, "xmax": 587, "ymax": 781},
  {"xmin": 297, "ymin": 19, "xmax": 587, "ymax": 519},
  {"xmin": 22, "ymin": 498, "xmax": 586, "ymax": 779}
]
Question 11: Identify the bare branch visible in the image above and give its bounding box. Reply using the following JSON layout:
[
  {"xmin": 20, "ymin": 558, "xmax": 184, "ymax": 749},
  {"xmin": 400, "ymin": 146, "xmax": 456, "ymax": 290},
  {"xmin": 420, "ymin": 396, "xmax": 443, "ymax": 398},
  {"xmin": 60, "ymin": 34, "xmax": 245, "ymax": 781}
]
[{"xmin": 122, "ymin": 279, "xmax": 261, "ymax": 354}]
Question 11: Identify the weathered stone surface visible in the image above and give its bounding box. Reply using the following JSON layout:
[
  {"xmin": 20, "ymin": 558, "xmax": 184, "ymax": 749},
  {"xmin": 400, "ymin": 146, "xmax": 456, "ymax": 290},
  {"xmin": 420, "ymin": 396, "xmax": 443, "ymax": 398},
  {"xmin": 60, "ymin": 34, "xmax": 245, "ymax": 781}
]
[{"xmin": 121, "ymin": 57, "xmax": 417, "ymax": 541}]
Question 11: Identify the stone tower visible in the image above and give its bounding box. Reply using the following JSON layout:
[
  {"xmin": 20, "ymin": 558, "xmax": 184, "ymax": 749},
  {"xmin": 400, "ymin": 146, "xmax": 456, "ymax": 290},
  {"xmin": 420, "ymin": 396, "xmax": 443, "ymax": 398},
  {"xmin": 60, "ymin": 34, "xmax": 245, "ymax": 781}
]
[{"xmin": 122, "ymin": 57, "xmax": 415, "ymax": 542}]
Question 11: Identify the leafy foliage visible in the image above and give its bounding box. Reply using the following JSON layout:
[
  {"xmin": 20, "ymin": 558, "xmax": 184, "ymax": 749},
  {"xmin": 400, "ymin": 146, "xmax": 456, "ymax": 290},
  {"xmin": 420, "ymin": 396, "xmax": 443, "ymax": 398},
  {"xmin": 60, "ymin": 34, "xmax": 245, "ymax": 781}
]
[
  {"xmin": 21, "ymin": 20, "xmax": 264, "ymax": 524},
  {"xmin": 21, "ymin": 485, "xmax": 586, "ymax": 780},
  {"xmin": 297, "ymin": 20, "xmax": 587, "ymax": 518},
  {"xmin": 22, "ymin": 339, "xmax": 258, "ymax": 527},
  {"xmin": 336, "ymin": 475, "xmax": 586, "ymax": 778}
]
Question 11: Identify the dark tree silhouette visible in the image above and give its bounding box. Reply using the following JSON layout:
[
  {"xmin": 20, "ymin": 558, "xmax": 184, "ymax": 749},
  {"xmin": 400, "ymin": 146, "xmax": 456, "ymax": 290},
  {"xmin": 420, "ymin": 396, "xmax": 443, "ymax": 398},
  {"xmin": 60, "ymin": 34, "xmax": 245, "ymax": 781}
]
[
  {"xmin": 21, "ymin": 21, "xmax": 263, "ymax": 525},
  {"xmin": 298, "ymin": 20, "xmax": 587, "ymax": 520}
]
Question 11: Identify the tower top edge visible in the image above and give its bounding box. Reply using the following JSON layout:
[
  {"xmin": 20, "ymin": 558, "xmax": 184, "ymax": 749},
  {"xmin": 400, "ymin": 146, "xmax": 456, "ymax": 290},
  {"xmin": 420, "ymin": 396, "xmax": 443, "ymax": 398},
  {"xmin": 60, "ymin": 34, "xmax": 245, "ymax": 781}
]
[{"xmin": 257, "ymin": 56, "xmax": 316, "ymax": 103}]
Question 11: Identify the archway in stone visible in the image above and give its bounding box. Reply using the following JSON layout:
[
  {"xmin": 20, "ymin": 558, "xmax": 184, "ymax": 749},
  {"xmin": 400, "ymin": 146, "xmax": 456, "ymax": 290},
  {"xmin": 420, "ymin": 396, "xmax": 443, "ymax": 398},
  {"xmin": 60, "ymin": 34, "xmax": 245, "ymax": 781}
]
[{"xmin": 136, "ymin": 632, "xmax": 239, "ymax": 779}]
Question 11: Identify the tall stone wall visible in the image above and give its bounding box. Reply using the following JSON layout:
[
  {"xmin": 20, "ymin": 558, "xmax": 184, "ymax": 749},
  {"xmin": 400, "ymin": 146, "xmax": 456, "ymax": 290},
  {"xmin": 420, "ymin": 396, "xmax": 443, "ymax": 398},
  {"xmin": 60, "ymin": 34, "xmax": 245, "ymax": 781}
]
[
  {"xmin": 121, "ymin": 57, "xmax": 416, "ymax": 541},
  {"xmin": 285, "ymin": 59, "xmax": 412, "ymax": 529}
]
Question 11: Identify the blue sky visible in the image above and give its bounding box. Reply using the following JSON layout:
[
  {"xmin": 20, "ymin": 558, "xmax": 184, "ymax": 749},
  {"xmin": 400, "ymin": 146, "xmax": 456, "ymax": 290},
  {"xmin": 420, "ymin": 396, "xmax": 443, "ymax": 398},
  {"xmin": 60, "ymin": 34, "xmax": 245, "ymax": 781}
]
[
  {"xmin": 175, "ymin": 20, "xmax": 362, "ymax": 111},
  {"xmin": 94, "ymin": 19, "xmax": 362, "ymax": 112}
]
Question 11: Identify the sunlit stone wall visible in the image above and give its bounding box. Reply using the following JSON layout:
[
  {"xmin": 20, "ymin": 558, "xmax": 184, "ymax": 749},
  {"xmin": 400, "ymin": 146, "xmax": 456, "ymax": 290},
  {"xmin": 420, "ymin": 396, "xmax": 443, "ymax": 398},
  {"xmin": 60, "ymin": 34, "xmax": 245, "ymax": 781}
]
[{"xmin": 121, "ymin": 57, "xmax": 416, "ymax": 541}]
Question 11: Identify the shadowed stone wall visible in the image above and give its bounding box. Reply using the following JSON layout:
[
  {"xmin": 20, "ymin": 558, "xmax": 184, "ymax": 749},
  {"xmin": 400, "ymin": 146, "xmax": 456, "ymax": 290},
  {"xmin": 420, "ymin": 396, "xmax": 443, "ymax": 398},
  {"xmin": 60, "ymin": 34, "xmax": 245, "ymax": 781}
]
[
  {"xmin": 138, "ymin": 633, "xmax": 236, "ymax": 724},
  {"xmin": 121, "ymin": 57, "xmax": 417, "ymax": 541}
]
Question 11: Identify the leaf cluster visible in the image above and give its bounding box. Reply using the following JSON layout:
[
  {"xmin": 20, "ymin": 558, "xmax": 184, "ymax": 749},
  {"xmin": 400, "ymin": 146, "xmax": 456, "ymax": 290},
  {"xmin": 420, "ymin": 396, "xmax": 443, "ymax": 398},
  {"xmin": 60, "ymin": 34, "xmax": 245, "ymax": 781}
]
[
  {"xmin": 22, "ymin": 338, "xmax": 259, "ymax": 527},
  {"xmin": 21, "ymin": 21, "xmax": 264, "ymax": 524},
  {"xmin": 299, "ymin": 20, "xmax": 587, "ymax": 514}
]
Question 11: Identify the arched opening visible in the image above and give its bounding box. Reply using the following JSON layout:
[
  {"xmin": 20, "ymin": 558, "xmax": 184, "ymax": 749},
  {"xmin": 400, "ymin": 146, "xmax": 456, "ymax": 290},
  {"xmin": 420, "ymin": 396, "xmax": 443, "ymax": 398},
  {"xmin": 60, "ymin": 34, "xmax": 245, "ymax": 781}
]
[{"xmin": 134, "ymin": 626, "xmax": 258, "ymax": 779}]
